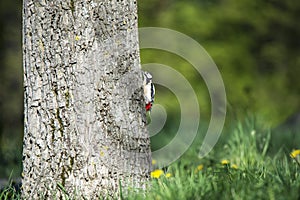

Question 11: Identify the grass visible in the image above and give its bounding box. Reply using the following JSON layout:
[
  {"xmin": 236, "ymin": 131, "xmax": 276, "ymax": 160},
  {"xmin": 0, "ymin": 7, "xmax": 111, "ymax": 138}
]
[
  {"xmin": 1, "ymin": 118, "xmax": 300, "ymax": 199},
  {"xmin": 131, "ymin": 118, "xmax": 300, "ymax": 200},
  {"xmin": 0, "ymin": 179, "xmax": 21, "ymax": 200}
]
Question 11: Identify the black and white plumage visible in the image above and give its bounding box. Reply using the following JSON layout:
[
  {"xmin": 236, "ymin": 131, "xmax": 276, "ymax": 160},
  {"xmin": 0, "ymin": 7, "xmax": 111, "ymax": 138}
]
[{"xmin": 143, "ymin": 71, "xmax": 155, "ymax": 111}]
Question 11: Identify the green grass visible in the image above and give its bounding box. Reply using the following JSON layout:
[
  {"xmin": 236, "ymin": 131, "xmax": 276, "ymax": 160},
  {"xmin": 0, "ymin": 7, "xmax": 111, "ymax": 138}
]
[
  {"xmin": 2, "ymin": 118, "xmax": 300, "ymax": 199},
  {"xmin": 0, "ymin": 181, "xmax": 21, "ymax": 200},
  {"xmin": 131, "ymin": 118, "xmax": 300, "ymax": 200}
]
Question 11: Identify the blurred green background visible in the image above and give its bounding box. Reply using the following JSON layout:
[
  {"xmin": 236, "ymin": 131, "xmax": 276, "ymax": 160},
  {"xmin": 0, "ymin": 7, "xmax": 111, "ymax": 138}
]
[
  {"xmin": 0, "ymin": 0, "xmax": 23, "ymax": 178},
  {"xmin": 0, "ymin": 0, "xmax": 300, "ymax": 178}
]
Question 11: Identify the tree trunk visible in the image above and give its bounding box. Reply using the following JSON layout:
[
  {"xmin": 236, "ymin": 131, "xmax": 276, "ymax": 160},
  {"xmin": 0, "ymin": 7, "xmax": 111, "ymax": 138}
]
[{"xmin": 22, "ymin": 0, "xmax": 151, "ymax": 198}]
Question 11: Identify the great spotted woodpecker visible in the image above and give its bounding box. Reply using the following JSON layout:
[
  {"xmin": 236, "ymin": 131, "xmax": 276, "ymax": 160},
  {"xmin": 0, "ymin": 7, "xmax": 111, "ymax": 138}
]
[{"xmin": 143, "ymin": 71, "xmax": 155, "ymax": 112}]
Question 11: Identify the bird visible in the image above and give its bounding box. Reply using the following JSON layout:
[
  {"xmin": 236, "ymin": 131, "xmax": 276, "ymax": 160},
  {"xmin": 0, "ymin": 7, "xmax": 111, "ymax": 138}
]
[{"xmin": 143, "ymin": 71, "xmax": 155, "ymax": 112}]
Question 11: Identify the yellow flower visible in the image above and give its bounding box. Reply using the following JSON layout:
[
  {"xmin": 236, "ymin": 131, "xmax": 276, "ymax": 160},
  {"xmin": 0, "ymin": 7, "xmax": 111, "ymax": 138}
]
[
  {"xmin": 231, "ymin": 164, "xmax": 238, "ymax": 169},
  {"xmin": 151, "ymin": 169, "xmax": 164, "ymax": 179},
  {"xmin": 196, "ymin": 164, "xmax": 204, "ymax": 171},
  {"xmin": 290, "ymin": 149, "xmax": 300, "ymax": 158},
  {"xmin": 165, "ymin": 173, "xmax": 172, "ymax": 178},
  {"xmin": 152, "ymin": 159, "xmax": 157, "ymax": 165},
  {"xmin": 221, "ymin": 159, "xmax": 230, "ymax": 165}
]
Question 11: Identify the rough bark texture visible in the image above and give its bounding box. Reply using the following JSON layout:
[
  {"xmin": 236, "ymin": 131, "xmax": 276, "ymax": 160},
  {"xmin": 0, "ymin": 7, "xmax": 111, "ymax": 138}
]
[{"xmin": 22, "ymin": 0, "xmax": 151, "ymax": 198}]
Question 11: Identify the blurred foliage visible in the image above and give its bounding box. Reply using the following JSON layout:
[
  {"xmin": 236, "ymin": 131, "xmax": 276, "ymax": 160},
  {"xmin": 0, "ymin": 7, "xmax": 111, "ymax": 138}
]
[
  {"xmin": 138, "ymin": 0, "xmax": 300, "ymax": 126},
  {"xmin": 0, "ymin": 0, "xmax": 22, "ymax": 178},
  {"xmin": 1, "ymin": 0, "xmax": 300, "ymax": 178}
]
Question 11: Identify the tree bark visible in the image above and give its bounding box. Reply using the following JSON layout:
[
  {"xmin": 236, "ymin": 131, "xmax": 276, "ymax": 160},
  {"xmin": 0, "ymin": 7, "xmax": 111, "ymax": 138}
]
[{"xmin": 22, "ymin": 0, "xmax": 151, "ymax": 198}]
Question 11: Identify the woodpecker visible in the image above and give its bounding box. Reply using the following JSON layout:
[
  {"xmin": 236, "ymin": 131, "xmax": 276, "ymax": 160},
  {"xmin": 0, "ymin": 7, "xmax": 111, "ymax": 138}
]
[{"xmin": 143, "ymin": 71, "xmax": 155, "ymax": 112}]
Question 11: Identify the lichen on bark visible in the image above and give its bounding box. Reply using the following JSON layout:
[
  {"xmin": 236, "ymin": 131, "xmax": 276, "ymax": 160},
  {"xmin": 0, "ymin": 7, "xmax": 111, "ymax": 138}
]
[{"xmin": 22, "ymin": 0, "xmax": 151, "ymax": 198}]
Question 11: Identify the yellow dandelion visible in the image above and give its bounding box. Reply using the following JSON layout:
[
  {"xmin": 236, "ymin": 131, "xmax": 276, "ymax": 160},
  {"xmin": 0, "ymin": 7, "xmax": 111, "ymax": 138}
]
[
  {"xmin": 165, "ymin": 173, "xmax": 172, "ymax": 178},
  {"xmin": 151, "ymin": 169, "xmax": 164, "ymax": 179},
  {"xmin": 196, "ymin": 164, "xmax": 204, "ymax": 171},
  {"xmin": 152, "ymin": 159, "xmax": 157, "ymax": 165},
  {"xmin": 290, "ymin": 149, "xmax": 300, "ymax": 158},
  {"xmin": 221, "ymin": 159, "xmax": 230, "ymax": 165},
  {"xmin": 231, "ymin": 164, "xmax": 238, "ymax": 169}
]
